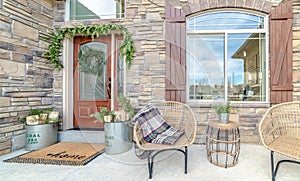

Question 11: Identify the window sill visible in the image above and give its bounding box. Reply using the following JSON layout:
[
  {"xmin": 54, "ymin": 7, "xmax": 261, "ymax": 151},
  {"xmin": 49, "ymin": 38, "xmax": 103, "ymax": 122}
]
[{"xmin": 186, "ymin": 101, "xmax": 270, "ymax": 109}]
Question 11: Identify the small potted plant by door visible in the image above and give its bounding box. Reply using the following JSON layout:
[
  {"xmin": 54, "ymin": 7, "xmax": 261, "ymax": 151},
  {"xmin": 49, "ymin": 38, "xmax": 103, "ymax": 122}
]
[
  {"xmin": 213, "ymin": 101, "xmax": 231, "ymax": 124},
  {"xmin": 91, "ymin": 107, "xmax": 123, "ymax": 154},
  {"xmin": 91, "ymin": 95, "xmax": 136, "ymax": 155},
  {"xmin": 21, "ymin": 108, "xmax": 59, "ymax": 151},
  {"xmin": 91, "ymin": 106, "xmax": 116, "ymax": 123}
]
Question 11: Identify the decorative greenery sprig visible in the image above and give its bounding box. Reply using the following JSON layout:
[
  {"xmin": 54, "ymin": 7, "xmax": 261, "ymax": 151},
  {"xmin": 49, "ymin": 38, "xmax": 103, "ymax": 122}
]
[
  {"xmin": 117, "ymin": 93, "xmax": 136, "ymax": 119},
  {"xmin": 42, "ymin": 24, "xmax": 135, "ymax": 70}
]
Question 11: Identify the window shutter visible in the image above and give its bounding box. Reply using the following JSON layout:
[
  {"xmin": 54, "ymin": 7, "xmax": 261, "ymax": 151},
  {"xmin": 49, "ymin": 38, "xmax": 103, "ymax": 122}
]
[
  {"xmin": 270, "ymin": 1, "xmax": 293, "ymax": 104},
  {"xmin": 165, "ymin": 6, "xmax": 186, "ymax": 102}
]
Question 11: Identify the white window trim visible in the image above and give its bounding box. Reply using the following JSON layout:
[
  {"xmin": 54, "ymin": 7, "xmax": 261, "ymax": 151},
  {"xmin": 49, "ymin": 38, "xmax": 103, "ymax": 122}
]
[
  {"xmin": 111, "ymin": 34, "xmax": 115, "ymax": 110},
  {"xmin": 185, "ymin": 10, "xmax": 269, "ymax": 104},
  {"xmin": 65, "ymin": 0, "xmax": 71, "ymax": 21},
  {"xmin": 62, "ymin": 38, "xmax": 74, "ymax": 130},
  {"xmin": 224, "ymin": 32, "xmax": 228, "ymax": 103}
]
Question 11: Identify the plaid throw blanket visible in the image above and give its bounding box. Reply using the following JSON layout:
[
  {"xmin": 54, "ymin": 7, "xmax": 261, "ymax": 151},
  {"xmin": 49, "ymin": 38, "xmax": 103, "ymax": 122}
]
[{"xmin": 130, "ymin": 104, "xmax": 185, "ymax": 159}]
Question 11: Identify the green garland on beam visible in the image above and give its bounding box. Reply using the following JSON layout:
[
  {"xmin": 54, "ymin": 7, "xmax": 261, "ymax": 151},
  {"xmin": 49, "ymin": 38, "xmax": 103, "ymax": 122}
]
[{"xmin": 42, "ymin": 24, "xmax": 135, "ymax": 70}]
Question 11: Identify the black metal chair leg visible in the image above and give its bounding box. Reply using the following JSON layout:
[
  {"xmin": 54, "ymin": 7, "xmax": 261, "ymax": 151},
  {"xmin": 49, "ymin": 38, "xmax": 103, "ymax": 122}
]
[
  {"xmin": 271, "ymin": 151, "xmax": 275, "ymax": 181},
  {"xmin": 146, "ymin": 148, "xmax": 188, "ymax": 179},
  {"xmin": 147, "ymin": 152, "xmax": 153, "ymax": 179},
  {"xmin": 185, "ymin": 146, "xmax": 188, "ymax": 174},
  {"xmin": 270, "ymin": 151, "xmax": 300, "ymax": 181}
]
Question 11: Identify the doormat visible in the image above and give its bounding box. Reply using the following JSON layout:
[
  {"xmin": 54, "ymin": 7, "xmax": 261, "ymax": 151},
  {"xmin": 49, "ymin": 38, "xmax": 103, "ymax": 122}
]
[{"xmin": 4, "ymin": 142, "xmax": 105, "ymax": 166}]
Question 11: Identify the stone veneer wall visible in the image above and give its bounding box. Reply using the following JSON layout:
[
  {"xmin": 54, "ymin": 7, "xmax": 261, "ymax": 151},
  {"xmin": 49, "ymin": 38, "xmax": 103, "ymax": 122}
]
[
  {"xmin": 293, "ymin": 0, "xmax": 300, "ymax": 101},
  {"xmin": 0, "ymin": 0, "xmax": 295, "ymax": 155},
  {"xmin": 0, "ymin": 0, "xmax": 58, "ymax": 155}
]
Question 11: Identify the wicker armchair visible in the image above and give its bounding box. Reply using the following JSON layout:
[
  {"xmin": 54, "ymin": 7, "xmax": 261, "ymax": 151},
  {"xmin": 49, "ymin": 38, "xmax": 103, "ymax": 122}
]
[
  {"xmin": 259, "ymin": 101, "xmax": 300, "ymax": 181},
  {"xmin": 133, "ymin": 101, "xmax": 197, "ymax": 179}
]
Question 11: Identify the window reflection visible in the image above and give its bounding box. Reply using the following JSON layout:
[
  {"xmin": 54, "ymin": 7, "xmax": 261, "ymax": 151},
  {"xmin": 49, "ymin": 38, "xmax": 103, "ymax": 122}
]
[
  {"xmin": 70, "ymin": 0, "xmax": 125, "ymax": 20},
  {"xmin": 187, "ymin": 11, "xmax": 267, "ymax": 102},
  {"xmin": 188, "ymin": 35, "xmax": 225, "ymax": 100},
  {"xmin": 228, "ymin": 33, "xmax": 266, "ymax": 101}
]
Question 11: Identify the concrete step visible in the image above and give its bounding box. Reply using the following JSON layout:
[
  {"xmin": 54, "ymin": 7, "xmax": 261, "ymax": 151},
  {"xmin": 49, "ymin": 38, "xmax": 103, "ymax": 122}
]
[{"xmin": 58, "ymin": 130, "xmax": 105, "ymax": 144}]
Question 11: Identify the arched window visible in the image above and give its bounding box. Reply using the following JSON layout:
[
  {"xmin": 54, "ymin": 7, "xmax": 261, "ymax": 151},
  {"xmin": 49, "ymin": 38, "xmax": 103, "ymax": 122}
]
[{"xmin": 186, "ymin": 11, "xmax": 268, "ymax": 102}]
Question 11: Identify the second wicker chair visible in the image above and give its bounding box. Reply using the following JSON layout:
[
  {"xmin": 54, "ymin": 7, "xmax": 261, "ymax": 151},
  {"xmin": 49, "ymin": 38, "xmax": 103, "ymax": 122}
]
[{"xmin": 259, "ymin": 101, "xmax": 300, "ymax": 181}]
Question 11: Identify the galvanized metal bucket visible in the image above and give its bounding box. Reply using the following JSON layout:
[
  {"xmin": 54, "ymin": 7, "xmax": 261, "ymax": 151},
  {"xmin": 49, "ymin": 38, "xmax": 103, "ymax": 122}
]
[
  {"xmin": 219, "ymin": 113, "xmax": 230, "ymax": 124},
  {"xmin": 25, "ymin": 123, "xmax": 58, "ymax": 151},
  {"xmin": 104, "ymin": 121, "xmax": 133, "ymax": 155}
]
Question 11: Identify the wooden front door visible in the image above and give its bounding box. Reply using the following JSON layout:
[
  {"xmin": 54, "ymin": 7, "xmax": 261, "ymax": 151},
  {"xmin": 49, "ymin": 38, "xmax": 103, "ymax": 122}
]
[{"xmin": 73, "ymin": 36, "xmax": 112, "ymax": 128}]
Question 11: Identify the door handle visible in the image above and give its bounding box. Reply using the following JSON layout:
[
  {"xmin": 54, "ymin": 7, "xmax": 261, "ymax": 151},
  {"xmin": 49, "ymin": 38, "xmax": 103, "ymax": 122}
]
[{"xmin": 107, "ymin": 77, "xmax": 111, "ymax": 99}]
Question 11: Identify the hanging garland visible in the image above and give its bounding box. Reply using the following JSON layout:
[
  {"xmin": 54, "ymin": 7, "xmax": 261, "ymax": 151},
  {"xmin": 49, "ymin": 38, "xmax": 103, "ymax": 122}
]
[
  {"xmin": 78, "ymin": 45, "xmax": 106, "ymax": 75},
  {"xmin": 42, "ymin": 24, "xmax": 135, "ymax": 70}
]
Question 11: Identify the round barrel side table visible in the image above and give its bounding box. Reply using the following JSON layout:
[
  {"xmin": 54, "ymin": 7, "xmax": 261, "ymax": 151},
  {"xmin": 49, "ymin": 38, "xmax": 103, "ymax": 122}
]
[{"xmin": 206, "ymin": 120, "xmax": 240, "ymax": 168}]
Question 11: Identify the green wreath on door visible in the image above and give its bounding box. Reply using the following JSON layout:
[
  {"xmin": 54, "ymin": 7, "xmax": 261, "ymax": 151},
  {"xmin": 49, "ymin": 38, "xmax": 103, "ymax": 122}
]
[{"xmin": 77, "ymin": 45, "xmax": 106, "ymax": 76}]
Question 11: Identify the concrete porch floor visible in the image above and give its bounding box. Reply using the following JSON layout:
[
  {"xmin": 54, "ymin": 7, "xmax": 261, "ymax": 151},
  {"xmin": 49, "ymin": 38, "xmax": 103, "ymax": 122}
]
[{"xmin": 0, "ymin": 143, "xmax": 299, "ymax": 181}]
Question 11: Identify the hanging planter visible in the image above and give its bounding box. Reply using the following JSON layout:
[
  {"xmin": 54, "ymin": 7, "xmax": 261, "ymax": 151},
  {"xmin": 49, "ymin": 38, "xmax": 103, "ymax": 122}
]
[{"xmin": 42, "ymin": 24, "xmax": 135, "ymax": 70}]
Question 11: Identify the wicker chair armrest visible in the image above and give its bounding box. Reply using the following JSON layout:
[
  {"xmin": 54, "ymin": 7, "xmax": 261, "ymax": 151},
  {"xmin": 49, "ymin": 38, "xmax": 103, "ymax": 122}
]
[
  {"xmin": 259, "ymin": 111, "xmax": 275, "ymax": 147},
  {"xmin": 133, "ymin": 121, "xmax": 146, "ymax": 150},
  {"xmin": 181, "ymin": 115, "xmax": 197, "ymax": 144}
]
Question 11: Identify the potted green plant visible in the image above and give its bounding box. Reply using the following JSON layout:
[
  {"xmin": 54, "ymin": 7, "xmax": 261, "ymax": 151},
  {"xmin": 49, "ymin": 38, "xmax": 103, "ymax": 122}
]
[
  {"xmin": 91, "ymin": 106, "xmax": 116, "ymax": 123},
  {"xmin": 90, "ymin": 94, "xmax": 136, "ymax": 155},
  {"xmin": 21, "ymin": 108, "xmax": 59, "ymax": 125},
  {"xmin": 90, "ymin": 94, "xmax": 136, "ymax": 123},
  {"xmin": 212, "ymin": 101, "xmax": 231, "ymax": 124},
  {"xmin": 20, "ymin": 108, "xmax": 59, "ymax": 151},
  {"xmin": 116, "ymin": 93, "xmax": 136, "ymax": 121}
]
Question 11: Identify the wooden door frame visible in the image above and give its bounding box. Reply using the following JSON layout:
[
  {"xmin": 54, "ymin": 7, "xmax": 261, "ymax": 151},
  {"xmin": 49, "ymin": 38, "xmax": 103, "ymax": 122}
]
[{"xmin": 61, "ymin": 34, "xmax": 122, "ymax": 130}]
